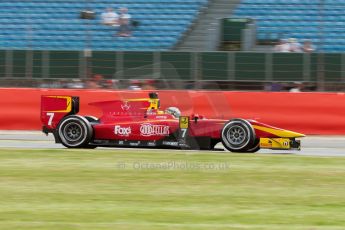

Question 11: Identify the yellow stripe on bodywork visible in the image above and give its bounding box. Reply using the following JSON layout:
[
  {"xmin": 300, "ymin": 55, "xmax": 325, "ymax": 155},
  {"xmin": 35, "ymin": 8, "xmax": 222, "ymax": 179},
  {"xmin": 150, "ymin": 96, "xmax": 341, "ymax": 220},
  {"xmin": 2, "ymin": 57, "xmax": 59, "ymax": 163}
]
[
  {"xmin": 125, "ymin": 98, "xmax": 159, "ymax": 110},
  {"xmin": 44, "ymin": 96, "xmax": 72, "ymax": 113},
  {"xmin": 125, "ymin": 98, "xmax": 148, "ymax": 102},
  {"xmin": 253, "ymin": 125, "xmax": 305, "ymax": 138}
]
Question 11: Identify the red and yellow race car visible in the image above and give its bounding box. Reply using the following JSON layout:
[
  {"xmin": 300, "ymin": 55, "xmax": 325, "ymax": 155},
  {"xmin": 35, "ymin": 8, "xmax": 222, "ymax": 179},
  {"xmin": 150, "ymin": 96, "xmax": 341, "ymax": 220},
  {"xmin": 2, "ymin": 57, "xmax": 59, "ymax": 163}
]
[{"xmin": 41, "ymin": 92, "xmax": 304, "ymax": 152}]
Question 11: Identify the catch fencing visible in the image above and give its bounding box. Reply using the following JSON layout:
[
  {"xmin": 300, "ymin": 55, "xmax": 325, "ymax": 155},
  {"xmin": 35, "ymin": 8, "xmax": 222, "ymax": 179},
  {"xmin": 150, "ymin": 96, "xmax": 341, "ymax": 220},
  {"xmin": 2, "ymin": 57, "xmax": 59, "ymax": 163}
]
[{"xmin": 0, "ymin": 50, "xmax": 344, "ymax": 91}]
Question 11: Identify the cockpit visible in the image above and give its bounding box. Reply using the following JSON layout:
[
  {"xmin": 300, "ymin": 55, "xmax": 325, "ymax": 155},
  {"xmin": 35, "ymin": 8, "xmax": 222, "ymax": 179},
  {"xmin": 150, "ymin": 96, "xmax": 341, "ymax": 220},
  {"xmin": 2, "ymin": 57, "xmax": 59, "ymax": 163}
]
[{"xmin": 165, "ymin": 107, "xmax": 181, "ymax": 118}]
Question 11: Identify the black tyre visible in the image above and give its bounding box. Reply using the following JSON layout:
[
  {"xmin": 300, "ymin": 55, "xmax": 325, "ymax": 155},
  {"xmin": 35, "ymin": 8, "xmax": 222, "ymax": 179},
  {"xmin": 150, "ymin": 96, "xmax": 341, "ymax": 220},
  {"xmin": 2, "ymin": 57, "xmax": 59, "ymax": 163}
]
[
  {"xmin": 83, "ymin": 116, "xmax": 98, "ymax": 148},
  {"xmin": 58, "ymin": 115, "xmax": 93, "ymax": 148},
  {"xmin": 238, "ymin": 138, "xmax": 260, "ymax": 153},
  {"xmin": 84, "ymin": 116, "xmax": 99, "ymax": 123},
  {"xmin": 221, "ymin": 119, "xmax": 256, "ymax": 152}
]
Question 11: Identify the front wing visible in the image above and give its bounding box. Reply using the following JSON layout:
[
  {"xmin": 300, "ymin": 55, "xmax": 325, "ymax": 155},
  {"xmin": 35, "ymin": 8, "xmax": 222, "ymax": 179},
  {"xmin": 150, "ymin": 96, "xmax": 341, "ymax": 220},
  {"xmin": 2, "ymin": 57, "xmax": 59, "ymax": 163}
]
[{"xmin": 259, "ymin": 138, "xmax": 301, "ymax": 150}]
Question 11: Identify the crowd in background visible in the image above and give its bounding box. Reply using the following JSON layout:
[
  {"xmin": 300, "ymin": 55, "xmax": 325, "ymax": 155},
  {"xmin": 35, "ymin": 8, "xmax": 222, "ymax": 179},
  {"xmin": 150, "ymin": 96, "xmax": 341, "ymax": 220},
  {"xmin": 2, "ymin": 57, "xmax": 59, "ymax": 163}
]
[
  {"xmin": 274, "ymin": 38, "xmax": 315, "ymax": 53},
  {"xmin": 85, "ymin": 74, "xmax": 156, "ymax": 90},
  {"xmin": 34, "ymin": 75, "xmax": 315, "ymax": 93},
  {"xmin": 101, "ymin": 7, "xmax": 133, "ymax": 36},
  {"xmin": 37, "ymin": 75, "xmax": 157, "ymax": 90}
]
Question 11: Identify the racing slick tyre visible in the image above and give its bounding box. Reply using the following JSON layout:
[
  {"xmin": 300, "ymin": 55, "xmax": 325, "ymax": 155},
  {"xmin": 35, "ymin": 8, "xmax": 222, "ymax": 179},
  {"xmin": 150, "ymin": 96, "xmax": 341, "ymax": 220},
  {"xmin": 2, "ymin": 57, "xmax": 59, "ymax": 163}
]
[
  {"xmin": 83, "ymin": 116, "xmax": 99, "ymax": 148},
  {"xmin": 57, "ymin": 115, "xmax": 93, "ymax": 148},
  {"xmin": 221, "ymin": 119, "xmax": 256, "ymax": 153},
  {"xmin": 84, "ymin": 116, "xmax": 99, "ymax": 123},
  {"xmin": 238, "ymin": 138, "xmax": 260, "ymax": 153}
]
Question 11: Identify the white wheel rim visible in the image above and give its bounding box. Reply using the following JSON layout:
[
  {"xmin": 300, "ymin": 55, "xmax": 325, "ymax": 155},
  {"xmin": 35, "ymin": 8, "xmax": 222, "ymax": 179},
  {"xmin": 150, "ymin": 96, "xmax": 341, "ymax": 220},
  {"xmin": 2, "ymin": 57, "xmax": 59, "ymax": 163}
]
[
  {"xmin": 226, "ymin": 125, "xmax": 247, "ymax": 145},
  {"xmin": 221, "ymin": 120, "xmax": 253, "ymax": 151},
  {"xmin": 63, "ymin": 122, "xmax": 83, "ymax": 142}
]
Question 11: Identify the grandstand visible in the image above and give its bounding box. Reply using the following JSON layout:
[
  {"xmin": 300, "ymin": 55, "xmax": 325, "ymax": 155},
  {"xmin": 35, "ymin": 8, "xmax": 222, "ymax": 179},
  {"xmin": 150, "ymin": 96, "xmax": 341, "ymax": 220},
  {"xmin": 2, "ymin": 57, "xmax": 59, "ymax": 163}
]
[
  {"xmin": 233, "ymin": 0, "xmax": 345, "ymax": 52},
  {"xmin": 0, "ymin": 0, "xmax": 208, "ymax": 51},
  {"xmin": 1, "ymin": 0, "xmax": 345, "ymax": 52}
]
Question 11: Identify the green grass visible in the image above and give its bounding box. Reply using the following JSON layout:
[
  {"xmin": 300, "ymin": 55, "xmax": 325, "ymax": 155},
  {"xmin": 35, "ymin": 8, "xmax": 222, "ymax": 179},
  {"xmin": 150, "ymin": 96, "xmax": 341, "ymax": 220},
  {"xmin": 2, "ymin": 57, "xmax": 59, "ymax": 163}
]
[{"xmin": 0, "ymin": 148, "xmax": 345, "ymax": 230}]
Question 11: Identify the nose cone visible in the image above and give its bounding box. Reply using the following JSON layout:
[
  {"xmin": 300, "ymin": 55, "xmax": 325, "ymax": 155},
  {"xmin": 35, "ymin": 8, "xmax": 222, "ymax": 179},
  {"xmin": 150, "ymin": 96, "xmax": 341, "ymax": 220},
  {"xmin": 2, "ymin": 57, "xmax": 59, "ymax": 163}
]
[
  {"xmin": 278, "ymin": 129, "xmax": 306, "ymax": 138},
  {"xmin": 251, "ymin": 122, "xmax": 305, "ymax": 138}
]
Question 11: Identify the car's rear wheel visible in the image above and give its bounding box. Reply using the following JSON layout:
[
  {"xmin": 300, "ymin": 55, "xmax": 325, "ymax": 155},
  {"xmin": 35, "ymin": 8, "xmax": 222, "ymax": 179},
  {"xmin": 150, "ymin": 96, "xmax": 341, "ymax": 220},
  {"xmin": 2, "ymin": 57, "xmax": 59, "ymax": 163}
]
[
  {"xmin": 221, "ymin": 119, "xmax": 256, "ymax": 153},
  {"xmin": 58, "ymin": 115, "xmax": 93, "ymax": 148},
  {"xmin": 84, "ymin": 116, "xmax": 99, "ymax": 123}
]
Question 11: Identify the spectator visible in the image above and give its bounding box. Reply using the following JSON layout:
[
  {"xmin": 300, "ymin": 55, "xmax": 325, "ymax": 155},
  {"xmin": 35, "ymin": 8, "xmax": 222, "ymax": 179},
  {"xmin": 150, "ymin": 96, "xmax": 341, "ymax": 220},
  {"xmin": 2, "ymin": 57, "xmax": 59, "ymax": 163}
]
[
  {"xmin": 289, "ymin": 81, "xmax": 304, "ymax": 92},
  {"xmin": 288, "ymin": 38, "xmax": 302, "ymax": 52},
  {"xmin": 101, "ymin": 8, "xmax": 118, "ymax": 26},
  {"xmin": 118, "ymin": 7, "xmax": 132, "ymax": 36},
  {"xmin": 302, "ymin": 40, "xmax": 315, "ymax": 53},
  {"xmin": 142, "ymin": 80, "xmax": 156, "ymax": 90},
  {"xmin": 128, "ymin": 80, "xmax": 142, "ymax": 90},
  {"xmin": 86, "ymin": 74, "xmax": 103, "ymax": 88},
  {"xmin": 104, "ymin": 79, "xmax": 119, "ymax": 89},
  {"xmin": 264, "ymin": 82, "xmax": 283, "ymax": 91},
  {"xmin": 274, "ymin": 39, "xmax": 290, "ymax": 52},
  {"xmin": 66, "ymin": 79, "xmax": 84, "ymax": 89}
]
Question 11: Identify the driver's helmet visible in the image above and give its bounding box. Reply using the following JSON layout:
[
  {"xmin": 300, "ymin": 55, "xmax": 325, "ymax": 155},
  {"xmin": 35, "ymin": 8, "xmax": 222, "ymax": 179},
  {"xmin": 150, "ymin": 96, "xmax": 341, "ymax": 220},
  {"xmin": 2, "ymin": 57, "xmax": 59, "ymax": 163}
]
[{"xmin": 165, "ymin": 107, "xmax": 181, "ymax": 118}]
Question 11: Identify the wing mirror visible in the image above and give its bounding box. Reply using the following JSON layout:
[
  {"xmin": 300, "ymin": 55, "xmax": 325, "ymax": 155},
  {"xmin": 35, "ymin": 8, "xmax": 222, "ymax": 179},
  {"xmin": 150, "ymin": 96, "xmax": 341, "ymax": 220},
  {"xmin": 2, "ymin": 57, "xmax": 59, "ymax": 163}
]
[{"xmin": 191, "ymin": 114, "xmax": 203, "ymax": 123}]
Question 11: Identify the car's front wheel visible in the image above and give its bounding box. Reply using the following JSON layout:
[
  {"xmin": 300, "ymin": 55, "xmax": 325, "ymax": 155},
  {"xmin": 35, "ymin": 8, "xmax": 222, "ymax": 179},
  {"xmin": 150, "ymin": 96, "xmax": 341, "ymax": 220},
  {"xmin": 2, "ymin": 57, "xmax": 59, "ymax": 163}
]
[
  {"xmin": 221, "ymin": 119, "xmax": 257, "ymax": 153},
  {"xmin": 57, "ymin": 115, "xmax": 93, "ymax": 148},
  {"xmin": 239, "ymin": 138, "xmax": 260, "ymax": 153}
]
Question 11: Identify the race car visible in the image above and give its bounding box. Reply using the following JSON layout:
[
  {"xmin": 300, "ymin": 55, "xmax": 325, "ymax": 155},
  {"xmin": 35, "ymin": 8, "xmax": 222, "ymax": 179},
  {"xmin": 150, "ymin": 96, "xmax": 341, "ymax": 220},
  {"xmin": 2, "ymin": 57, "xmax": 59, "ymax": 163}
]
[{"xmin": 41, "ymin": 92, "xmax": 305, "ymax": 152}]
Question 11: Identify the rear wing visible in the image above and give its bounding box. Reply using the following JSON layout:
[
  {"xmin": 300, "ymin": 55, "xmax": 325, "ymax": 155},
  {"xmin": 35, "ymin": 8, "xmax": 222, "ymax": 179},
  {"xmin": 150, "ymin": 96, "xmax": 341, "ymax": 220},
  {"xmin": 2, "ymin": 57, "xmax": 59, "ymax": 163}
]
[{"xmin": 41, "ymin": 96, "xmax": 79, "ymax": 133}]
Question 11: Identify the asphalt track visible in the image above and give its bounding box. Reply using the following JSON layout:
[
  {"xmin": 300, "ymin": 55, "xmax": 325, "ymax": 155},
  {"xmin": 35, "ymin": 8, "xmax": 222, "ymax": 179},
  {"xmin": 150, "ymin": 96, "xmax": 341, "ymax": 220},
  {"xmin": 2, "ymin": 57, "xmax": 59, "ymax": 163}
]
[{"xmin": 0, "ymin": 131, "xmax": 344, "ymax": 156}]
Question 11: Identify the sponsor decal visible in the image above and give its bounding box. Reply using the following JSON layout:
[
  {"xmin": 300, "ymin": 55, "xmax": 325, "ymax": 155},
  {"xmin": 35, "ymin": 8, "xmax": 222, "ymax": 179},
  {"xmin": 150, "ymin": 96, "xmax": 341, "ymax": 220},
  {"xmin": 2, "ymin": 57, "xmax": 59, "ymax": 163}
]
[
  {"xmin": 121, "ymin": 101, "xmax": 130, "ymax": 111},
  {"xmin": 118, "ymin": 140, "xmax": 124, "ymax": 145},
  {"xmin": 146, "ymin": 110, "xmax": 157, "ymax": 115},
  {"xmin": 179, "ymin": 116, "xmax": 189, "ymax": 129},
  {"xmin": 140, "ymin": 123, "xmax": 170, "ymax": 136},
  {"xmin": 260, "ymin": 143, "xmax": 272, "ymax": 148},
  {"xmin": 114, "ymin": 125, "xmax": 131, "ymax": 136},
  {"xmin": 162, "ymin": 141, "xmax": 179, "ymax": 146},
  {"xmin": 129, "ymin": 141, "xmax": 141, "ymax": 146},
  {"xmin": 147, "ymin": 142, "xmax": 156, "ymax": 147},
  {"xmin": 156, "ymin": 115, "xmax": 168, "ymax": 119}
]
